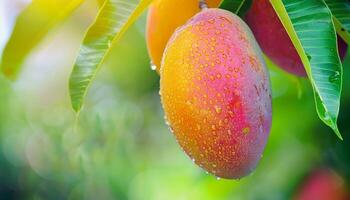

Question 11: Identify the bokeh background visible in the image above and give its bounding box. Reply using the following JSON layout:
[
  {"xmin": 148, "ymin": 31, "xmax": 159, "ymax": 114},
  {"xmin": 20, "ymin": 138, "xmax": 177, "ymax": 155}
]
[{"xmin": 0, "ymin": 0, "xmax": 349, "ymax": 199}]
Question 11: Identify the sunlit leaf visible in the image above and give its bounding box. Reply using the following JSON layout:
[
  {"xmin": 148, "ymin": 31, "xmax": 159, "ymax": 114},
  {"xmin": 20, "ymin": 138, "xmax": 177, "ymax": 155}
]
[
  {"xmin": 270, "ymin": 0, "xmax": 343, "ymax": 139},
  {"xmin": 219, "ymin": 0, "xmax": 252, "ymax": 16},
  {"xmin": 1, "ymin": 0, "xmax": 85, "ymax": 79},
  {"xmin": 69, "ymin": 0, "xmax": 153, "ymax": 113},
  {"xmin": 97, "ymin": 0, "xmax": 106, "ymax": 7},
  {"xmin": 324, "ymin": 0, "xmax": 350, "ymax": 44}
]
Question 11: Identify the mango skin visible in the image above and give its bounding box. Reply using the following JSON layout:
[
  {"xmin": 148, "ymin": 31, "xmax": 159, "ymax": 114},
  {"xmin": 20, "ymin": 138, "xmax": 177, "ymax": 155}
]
[
  {"xmin": 245, "ymin": 0, "xmax": 348, "ymax": 77},
  {"xmin": 146, "ymin": 0, "xmax": 221, "ymax": 71},
  {"xmin": 160, "ymin": 8, "xmax": 272, "ymax": 179}
]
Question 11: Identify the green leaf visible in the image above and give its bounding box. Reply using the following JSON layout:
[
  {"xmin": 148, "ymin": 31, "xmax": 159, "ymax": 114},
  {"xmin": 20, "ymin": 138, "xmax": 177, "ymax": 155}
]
[
  {"xmin": 270, "ymin": 0, "xmax": 343, "ymax": 139},
  {"xmin": 97, "ymin": 0, "xmax": 106, "ymax": 7},
  {"xmin": 219, "ymin": 0, "xmax": 252, "ymax": 16},
  {"xmin": 324, "ymin": 0, "xmax": 350, "ymax": 44},
  {"xmin": 69, "ymin": 0, "xmax": 153, "ymax": 113},
  {"xmin": 1, "ymin": 0, "xmax": 84, "ymax": 79}
]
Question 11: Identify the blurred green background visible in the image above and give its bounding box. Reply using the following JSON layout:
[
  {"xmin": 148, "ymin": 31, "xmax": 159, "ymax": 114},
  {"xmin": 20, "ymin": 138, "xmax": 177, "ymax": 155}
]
[{"xmin": 0, "ymin": 0, "xmax": 349, "ymax": 199}]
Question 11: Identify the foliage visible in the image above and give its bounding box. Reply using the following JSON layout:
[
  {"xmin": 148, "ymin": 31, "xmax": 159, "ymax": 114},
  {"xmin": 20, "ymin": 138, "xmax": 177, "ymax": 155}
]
[
  {"xmin": 2, "ymin": 0, "xmax": 349, "ymax": 138},
  {"xmin": 69, "ymin": 0, "xmax": 153, "ymax": 112},
  {"xmin": 1, "ymin": 0, "xmax": 84, "ymax": 79},
  {"xmin": 0, "ymin": 0, "xmax": 350, "ymax": 199},
  {"xmin": 270, "ymin": 0, "xmax": 343, "ymax": 138}
]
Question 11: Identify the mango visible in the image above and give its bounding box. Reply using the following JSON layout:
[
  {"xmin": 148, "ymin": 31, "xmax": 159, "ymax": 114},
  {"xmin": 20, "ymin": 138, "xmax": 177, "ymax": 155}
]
[
  {"xmin": 160, "ymin": 8, "xmax": 272, "ymax": 179},
  {"xmin": 294, "ymin": 169, "xmax": 349, "ymax": 200},
  {"xmin": 245, "ymin": 0, "xmax": 348, "ymax": 77},
  {"xmin": 146, "ymin": 0, "xmax": 221, "ymax": 72}
]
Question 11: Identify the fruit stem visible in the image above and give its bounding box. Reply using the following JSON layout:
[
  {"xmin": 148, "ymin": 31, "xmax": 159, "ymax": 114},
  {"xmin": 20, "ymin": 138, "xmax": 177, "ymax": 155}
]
[{"xmin": 199, "ymin": 0, "xmax": 208, "ymax": 10}]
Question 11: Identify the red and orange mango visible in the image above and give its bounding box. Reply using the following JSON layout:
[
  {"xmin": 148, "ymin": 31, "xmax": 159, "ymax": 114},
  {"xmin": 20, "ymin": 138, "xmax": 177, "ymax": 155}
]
[
  {"xmin": 245, "ymin": 0, "xmax": 348, "ymax": 76},
  {"xmin": 160, "ymin": 9, "xmax": 272, "ymax": 179},
  {"xmin": 294, "ymin": 169, "xmax": 349, "ymax": 200}
]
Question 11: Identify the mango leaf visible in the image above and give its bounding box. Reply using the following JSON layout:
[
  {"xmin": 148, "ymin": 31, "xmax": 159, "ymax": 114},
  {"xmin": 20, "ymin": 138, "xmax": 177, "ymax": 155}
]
[
  {"xmin": 97, "ymin": 0, "xmax": 106, "ymax": 7},
  {"xmin": 1, "ymin": 0, "xmax": 85, "ymax": 79},
  {"xmin": 270, "ymin": 0, "xmax": 343, "ymax": 139},
  {"xmin": 324, "ymin": 0, "xmax": 350, "ymax": 44},
  {"xmin": 219, "ymin": 0, "xmax": 252, "ymax": 16},
  {"xmin": 69, "ymin": 0, "xmax": 153, "ymax": 113}
]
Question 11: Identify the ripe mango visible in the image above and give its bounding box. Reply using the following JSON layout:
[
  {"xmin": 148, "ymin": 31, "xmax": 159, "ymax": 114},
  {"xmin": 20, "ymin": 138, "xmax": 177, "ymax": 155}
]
[
  {"xmin": 146, "ymin": 0, "xmax": 221, "ymax": 71},
  {"xmin": 294, "ymin": 169, "xmax": 349, "ymax": 200},
  {"xmin": 245, "ymin": 0, "xmax": 348, "ymax": 77},
  {"xmin": 160, "ymin": 8, "xmax": 272, "ymax": 179}
]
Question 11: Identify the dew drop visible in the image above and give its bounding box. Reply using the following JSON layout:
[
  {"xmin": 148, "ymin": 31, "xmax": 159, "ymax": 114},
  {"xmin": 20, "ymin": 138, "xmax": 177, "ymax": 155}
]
[
  {"xmin": 214, "ymin": 105, "xmax": 222, "ymax": 114},
  {"xmin": 242, "ymin": 127, "xmax": 250, "ymax": 135},
  {"xmin": 329, "ymin": 71, "xmax": 340, "ymax": 83},
  {"xmin": 150, "ymin": 61, "xmax": 157, "ymax": 71},
  {"xmin": 224, "ymin": 118, "xmax": 229, "ymax": 124},
  {"xmin": 218, "ymin": 120, "xmax": 223, "ymax": 126}
]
